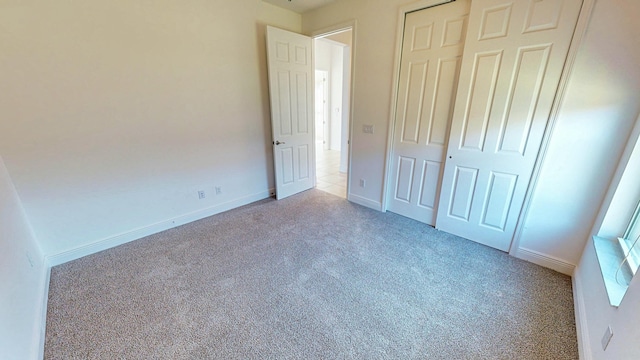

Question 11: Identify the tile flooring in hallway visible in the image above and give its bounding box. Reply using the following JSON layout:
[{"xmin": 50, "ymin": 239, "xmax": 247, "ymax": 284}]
[{"xmin": 315, "ymin": 148, "xmax": 347, "ymax": 198}]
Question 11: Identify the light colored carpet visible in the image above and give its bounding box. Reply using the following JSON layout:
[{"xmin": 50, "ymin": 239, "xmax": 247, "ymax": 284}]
[{"xmin": 45, "ymin": 189, "xmax": 577, "ymax": 359}]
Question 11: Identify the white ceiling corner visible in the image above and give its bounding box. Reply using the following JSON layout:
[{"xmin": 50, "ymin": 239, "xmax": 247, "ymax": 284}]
[{"xmin": 262, "ymin": 0, "xmax": 339, "ymax": 14}]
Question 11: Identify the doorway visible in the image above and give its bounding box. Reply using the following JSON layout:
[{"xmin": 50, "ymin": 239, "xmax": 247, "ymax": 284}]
[{"xmin": 313, "ymin": 29, "xmax": 352, "ymax": 199}]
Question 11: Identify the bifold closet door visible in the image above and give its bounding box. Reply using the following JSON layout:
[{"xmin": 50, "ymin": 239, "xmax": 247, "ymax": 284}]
[
  {"xmin": 387, "ymin": 0, "xmax": 470, "ymax": 225},
  {"xmin": 436, "ymin": 0, "xmax": 583, "ymax": 251}
]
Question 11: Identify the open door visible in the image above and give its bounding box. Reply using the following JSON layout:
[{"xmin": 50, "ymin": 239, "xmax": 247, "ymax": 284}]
[
  {"xmin": 266, "ymin": 26, "xmax": 314, "ymax": 200},
  {"xmin": 435, "ymin": 0, "xmax": 583, "ymax": 251}
]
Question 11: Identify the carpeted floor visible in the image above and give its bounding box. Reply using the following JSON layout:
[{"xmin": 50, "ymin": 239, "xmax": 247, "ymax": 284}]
[{"xmin": 45, "ymin": 189, "xmax": 578, "ymax": 359}]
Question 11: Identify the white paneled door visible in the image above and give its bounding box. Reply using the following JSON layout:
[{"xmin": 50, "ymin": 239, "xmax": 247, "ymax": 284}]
[
  {"xmin": 387, "ymin": 0, "xmax": 471, "ymax": 225},
  {"xmin": 436, "ymin": 0, "xmax": 583, "ymax": 251},
  {"xmin": 266, "ymin": 26, "xmax": 314, "ymax": 200}
]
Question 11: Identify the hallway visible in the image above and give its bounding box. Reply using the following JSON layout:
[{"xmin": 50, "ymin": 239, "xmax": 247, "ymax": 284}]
[{"xmin": 315, "ymin": 148, "xmax": 346, "ymax": 198}]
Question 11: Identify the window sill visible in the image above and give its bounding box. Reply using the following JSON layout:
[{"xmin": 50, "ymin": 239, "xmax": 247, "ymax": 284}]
[{"xmin": 593, "ymin": 236, "xmax": 633, "ymax": 307}]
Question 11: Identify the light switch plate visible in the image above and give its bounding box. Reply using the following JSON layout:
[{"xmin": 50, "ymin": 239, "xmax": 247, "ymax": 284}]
[{"xmin": 363, "ymin": 124, "xmax": 374, "ymax": 134}]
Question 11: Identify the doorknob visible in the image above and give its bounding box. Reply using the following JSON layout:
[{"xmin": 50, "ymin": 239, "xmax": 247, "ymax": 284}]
[{"xmin": 273, "ymin": 140, "xmax": 285, "ymax": 145}]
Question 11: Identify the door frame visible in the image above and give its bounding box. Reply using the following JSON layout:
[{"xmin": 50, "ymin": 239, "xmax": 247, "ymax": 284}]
[
  {"xmin": 314, "ymin": 69, "xmax": 330, "ymax": 150},
  {"xmin": 310, "ymin": 20, "xmax": 357, "ymax": 200},
  {"xmin": 382, "ymin": 0, "xmax": 596, "ymax": 256}
]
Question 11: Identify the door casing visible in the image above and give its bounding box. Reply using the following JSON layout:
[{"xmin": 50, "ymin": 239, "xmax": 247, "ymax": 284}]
[{"xmin": 311, "ymin": 21, "xmax": 357, "ymax": 201}]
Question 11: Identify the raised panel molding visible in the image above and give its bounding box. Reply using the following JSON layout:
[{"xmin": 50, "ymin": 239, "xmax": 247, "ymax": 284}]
[
  {"xmin": 448, "ymin": 166, "xmax": 479, "ymax": 220},
  {"xmin": 296, "ymin": 73, "xmax": 309, "ymax": 133},
  {"xmin": 281, "ymin": 148, "xmax": 294, "ymax": 184},
  {"xmin": 523, "ymin": 0, "xmax": 563, "ymax": 33},
  {"xmin": 395, "ymin": 156, "xmax": 416, "ymax": 202},
  {"xmin": 294, "ymin": 46, "xmax": 307, "ymax": 64},
  {"xmin": 402, "ymin": 62, "xmax": 429, "ymax": 143},
  {"xmin": 297, "ymin": 145, "xmax": 309, "ymax": 180},
  {"xmin": 497, "ymin": 45, "xmax": 551, "ymax": 155},
  {"xmin": 481, "ymin": 172, "xmax": 518, "ymax": 230},
  {"xmin": 412, "ymin": 23, "xmax": 434, "ymax": 51},
  {"xmin": 418, "ymin": 160, "xmax": 442, "ymax": 209},
  {"xmin": 428, "ymin": 57, "xmax": 461, "ymax": 146},
  {"xmin": 442, "ymin": 16, "xmax": 468, "ymax": 47},
  {"xmin": 460, "ymin": 51, "xmax": 502, "ymax": 151},
  {"xmin": 275, "ymin": 41, "xmax": 289, "ymax": 62},
  {"xmin": 478, "ymin": 3, "xmax": 513, "ymax": 40},
  {"xmin": 277, "ymin": 71, "xmax": 292, "ymax": 135}
]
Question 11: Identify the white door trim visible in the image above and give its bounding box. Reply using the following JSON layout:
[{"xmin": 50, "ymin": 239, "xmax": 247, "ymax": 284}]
[
  {"xmin": 310, "ymin": 20, "xmax": 357, "ymax": 201},
  {"xmin": 508, "ymin": 0, "xmax": 595, "ymax": 256},
  {"xmin": 382, "ymin": 0, "xmax": 455, "ymax": 212}
]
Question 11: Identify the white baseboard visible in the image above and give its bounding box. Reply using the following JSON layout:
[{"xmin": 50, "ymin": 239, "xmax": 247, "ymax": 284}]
[
  {"xmin": 46, "ymin": 189, "xmax": 273, "ymax": 266},
  {"xmin": 348, "ymin": 193, "xmax": 383, "ymax": 211},
  {"xmin": 573, "ymin": 270, "xmax": 592, "ymax": 360},
  {"xmin": 512, "ymin": 247, "xmax": 576, "ymax": 276},
  {"xmin": 38, "ymin": 265, "xmax": 51, "ymax": 360}
]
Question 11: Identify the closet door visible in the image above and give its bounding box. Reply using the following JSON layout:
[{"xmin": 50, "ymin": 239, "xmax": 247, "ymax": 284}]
[
  {"xmin": 266, "ymin": 26, "xmax": 314, "ymax": 200},
  {"xmin": 387, "ymin": 0, "xmax": 470, "ymax": 225},
  {"xmin": 436, "ymin": 0, "xmax": 583, "ymax": 251}
]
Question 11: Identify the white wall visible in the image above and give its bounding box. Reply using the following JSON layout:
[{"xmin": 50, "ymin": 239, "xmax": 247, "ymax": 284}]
[
  {"xmin": 0, "ymin": 156, "xmax": 47, "ymax": 360},
  {"xmin": 0, "ymin": 0, "xmax": 301, "ymax": 259},
  {"xmin": 303, "ymin": 0, "xmax": 640, "ymax": 270},
  {"xmin": 304, "ymin": 0, "xmax": 401, "ymax": 210},
  {"xmin": 516, "ymin": 0, "xmax": 640, "ymax": 268},
  {"xmin": 574, "ymin": 238, "xmax": 640, "ymax": 359}
]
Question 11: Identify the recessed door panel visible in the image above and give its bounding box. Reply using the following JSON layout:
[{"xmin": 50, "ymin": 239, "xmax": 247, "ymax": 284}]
[
  {"xmin": 460, "ymin": 51, "xmax": 502, "ymax": 152},
  {"xmin": 281, "ymin": 147, "xmax": 294, "ymax": 184},
  {"xmin": 395, "ymin": 156, "xmax": 416, "ymax": 202},
  {"xmin": 478, "ymin": 3, "xmax": 513, "ymax": 40},
  {"xmin": 276, "ymin": 42, "xmax": 289, "ymax": 62},
  {"xmin": 413, "ymin": 24, "xmax": 434, "ymax": 51},
  {"xmin": 298, "ymin": 145, "xmax": 309, "ymax": 180},
  {"xmin": 448, "ymin": 166, "xmax": 478, "ymax": 221},
  {"xmin": 296, "ymin": 72, "xmax": 309, "ymax": 134},
  {"xmin": 277, "ymin": 71, "xmax": 293, "ymax": 136},
  {"xmin": 402, "ymin": 62, "xmax": 429, "ymax": 144},
  {"xmin": 523, "ymin": 0, "xmax": 563, "ymax": 33},
  {"xmin": 295, "ymin": 46, "xmax": 307, "ymax": 65},
  {"xmin": 418, "ymin": 160, "xmax": 442, "ymax": 209},
  {"xmin": 429, "ymin": 57, "xmax": 462, "ymax": 146},
  {"xmin": 442, "ymin": 17, "xmax": 467, "ymax": 47},
  {"xmin": 480, "ymin": 172, "xmax": 517, "ymax": 230},
  {"xmin": 497, "ymin": 45, "xmax": 550, "ymax": 155}
]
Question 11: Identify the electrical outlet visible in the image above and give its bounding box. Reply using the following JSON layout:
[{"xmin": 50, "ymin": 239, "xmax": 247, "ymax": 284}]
[
  {"xmin": 363, "ymin": 124, "xmax": 374, "ymax": 134},
  {"xmin": 601, "ymin": 326, "xmax": 613, "ymax": 350},
  {"xmin": 359, "ymin": 179, "xmax": 366, "ymax": 188},
  {"xmin": 198, "ymin": 190, "xmax": 205, "ymax": 199},
  {"xmin": 215, "ymin": 186, "xmax": 222, "ymax": 195}
]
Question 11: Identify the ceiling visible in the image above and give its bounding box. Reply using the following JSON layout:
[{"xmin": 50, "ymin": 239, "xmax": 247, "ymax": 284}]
[{"xmin": 262, "ymin": 0, "xmax": 339, "ymax": 14}]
